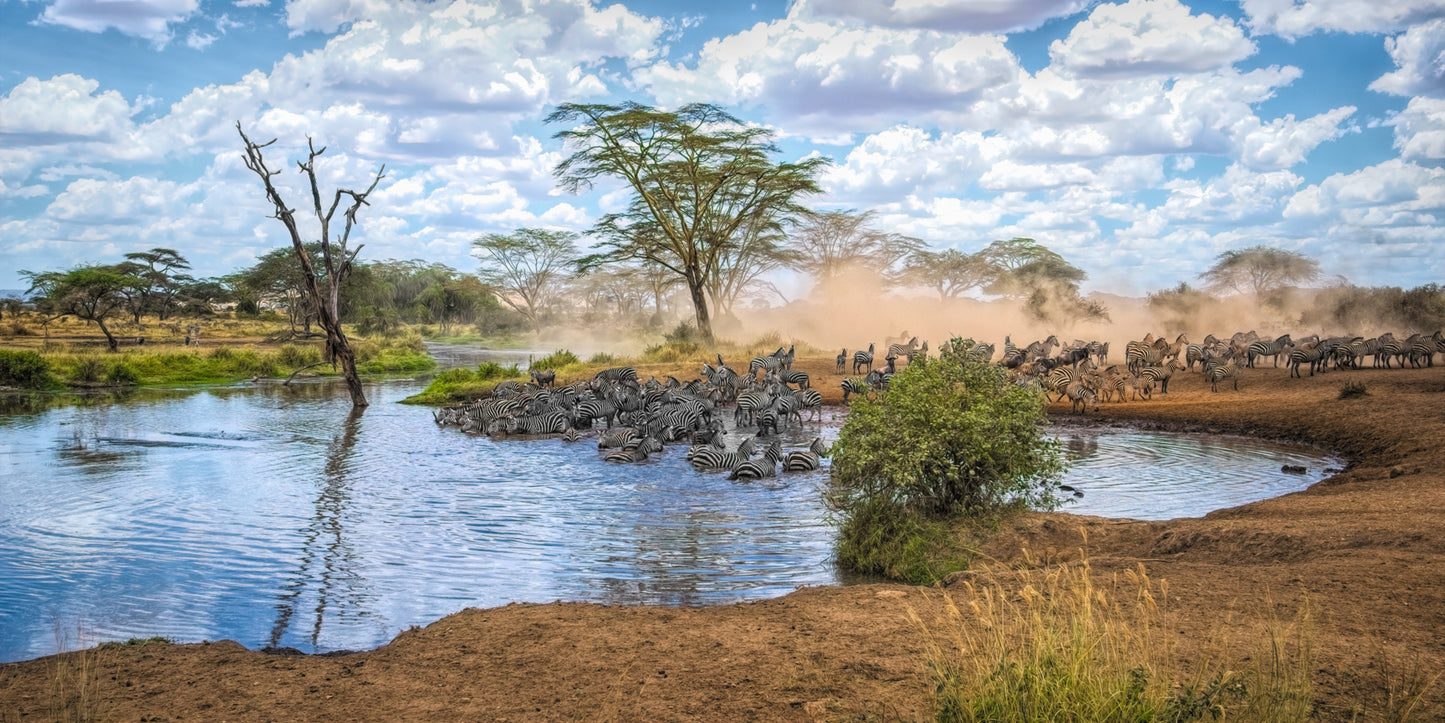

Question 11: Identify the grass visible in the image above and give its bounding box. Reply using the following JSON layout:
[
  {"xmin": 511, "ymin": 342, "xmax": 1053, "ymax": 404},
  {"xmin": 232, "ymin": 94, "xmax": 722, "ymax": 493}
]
[
  {"xmin": 47, "ymin": 625, "xmax": 107, "ymax": 723},
  {"xmin": 5, "ymin": 331, "xmax": 435, "ymax": 390},
  {"xmin": 401, "ymin": 362, "xmax": 526, "ymax": 405},
  {"xmin": 909, "ymin": 554, "xmax": 1317, "ymax": 723}
]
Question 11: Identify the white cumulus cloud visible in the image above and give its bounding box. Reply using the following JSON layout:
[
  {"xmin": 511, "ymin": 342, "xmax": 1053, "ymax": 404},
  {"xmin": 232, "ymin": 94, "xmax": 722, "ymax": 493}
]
[
  {"xmin": 1049, "ymin": 0, "xmax": 1255, "ymax": 78},
  {"xmin": 1370, "ymin": 18, "xmax": 1445, "ymax": 98},
  {"xmin": 793, "ymin": 0, "xmax": 1092, "ymax": 33},
  {"xmin": 1239, "ymin": 0, "xmax": 1445, "ymax": 39},
  {"xmin": 38, "ymin": 0, "xmax": 201, "ymax": 46}
]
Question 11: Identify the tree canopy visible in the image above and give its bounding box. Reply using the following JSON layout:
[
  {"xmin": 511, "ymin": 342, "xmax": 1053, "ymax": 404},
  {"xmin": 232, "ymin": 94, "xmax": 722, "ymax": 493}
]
[
  {"xmin": 905, "ymin": 248, "xmax": 994, "ymax": 301},
  {"xmin": 549, "ymin": 101, "xmax": 827, "ymax": 341},
  {"xmin": 23, "ymin": 265, "xmax": 141, "ymax": 350},
  {"xmin": 472, "ymin": 228, "xmax": 578, "ymax": 332},
  {"xmin": 1198, "ymin": 245, "xmax": 1321, "ymax": 298},
  {"xmin": 789, "ymin": 210, "xmax": 924, "ymax": 286}
]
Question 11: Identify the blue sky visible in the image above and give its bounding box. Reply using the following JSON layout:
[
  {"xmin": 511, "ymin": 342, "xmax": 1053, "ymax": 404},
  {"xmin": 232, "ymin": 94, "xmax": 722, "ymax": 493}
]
[{"xmin": 2, "ymin": 0, "xmax": 1442, "ymax": 296}]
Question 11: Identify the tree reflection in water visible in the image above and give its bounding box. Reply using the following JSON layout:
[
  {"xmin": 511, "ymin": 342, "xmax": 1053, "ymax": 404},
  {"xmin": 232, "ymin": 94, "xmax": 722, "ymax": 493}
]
[{"xmin": 269, "ymin": 405, "xmax": 372, "ymax": 649}]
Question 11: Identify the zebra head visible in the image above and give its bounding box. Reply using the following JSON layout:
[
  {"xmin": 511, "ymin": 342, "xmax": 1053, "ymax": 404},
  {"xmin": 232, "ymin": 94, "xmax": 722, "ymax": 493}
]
[{"xmin": 810, "ymin": 437, "xmax": 829, "ymax": 457}]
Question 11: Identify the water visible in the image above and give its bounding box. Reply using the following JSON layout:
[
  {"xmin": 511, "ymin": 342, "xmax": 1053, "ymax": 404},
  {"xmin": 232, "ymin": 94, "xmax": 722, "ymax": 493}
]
[
  {"xmin": 0, "ymin": 366, "xmax": 1342, "ymax": 663},
  {"xmin": 1052, "ymin": 426, "xmax": 1343, "ymax": 520},
  {"xmin": 0, "ymin": 379, "xmax": 842, "ymax": 663}
]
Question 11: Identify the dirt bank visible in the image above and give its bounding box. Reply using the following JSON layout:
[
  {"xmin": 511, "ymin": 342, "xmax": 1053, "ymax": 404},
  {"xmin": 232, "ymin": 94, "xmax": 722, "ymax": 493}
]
[{"xmin": 2, "ymin": 361, "xmax": 1442, "ymax": 721}]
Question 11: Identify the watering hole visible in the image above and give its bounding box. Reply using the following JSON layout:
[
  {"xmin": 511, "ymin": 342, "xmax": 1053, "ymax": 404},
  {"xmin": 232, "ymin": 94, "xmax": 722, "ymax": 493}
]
[{"xmin": 0, "ymin": 369, "xmax": 1341, "ymax": 662}]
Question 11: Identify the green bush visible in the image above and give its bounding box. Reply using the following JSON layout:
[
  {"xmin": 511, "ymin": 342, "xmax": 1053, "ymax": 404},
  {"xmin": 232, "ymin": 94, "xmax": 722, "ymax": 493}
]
[
  {"xmin": 530, "ymin": 349, "xmax": 580, "ymax": 370},
  {"xmin": 476, "ymin": 361, "xmax": 519, "ymax": 381},
  {"xmin": 106, "ymin": 362, "xmax": 140, "ymax": 386},
  {"xmin": 0, "ymin": 350, "xmax": 56, "ymax": 389},
  {"xmin": 587, "ymin": 352, "xmax": 619, "ymax": 365},
  {"xmin": 70, "ymin": 356, "xmax": 107, "ymax": 384},
  {"xmin": 827, "ymin": 338, "xmax": 1064, "ymax": 582},
  {"xmin": 275, "ymin": 344, "xmax": 323, "ymax": 369}
]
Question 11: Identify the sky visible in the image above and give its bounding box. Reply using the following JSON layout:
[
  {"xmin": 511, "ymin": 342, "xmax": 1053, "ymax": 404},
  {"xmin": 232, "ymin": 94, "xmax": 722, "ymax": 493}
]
[{"xmin": 1, "ymin": 0, "xmax": 1442, "ymax": 297}]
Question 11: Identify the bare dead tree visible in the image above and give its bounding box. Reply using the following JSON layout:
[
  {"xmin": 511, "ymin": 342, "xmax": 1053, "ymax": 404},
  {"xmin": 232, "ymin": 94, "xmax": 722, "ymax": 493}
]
[{"xmin": 236, "ymin": 122, "xmax": 386, "ymax": 409}]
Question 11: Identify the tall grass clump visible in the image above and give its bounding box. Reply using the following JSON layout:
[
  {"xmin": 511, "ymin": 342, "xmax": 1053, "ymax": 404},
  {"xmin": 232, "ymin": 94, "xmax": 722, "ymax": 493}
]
[
  {"xmin": 0, "ymin": 349, "xmax": 59, "ymax": 389},
  {"xmin": 912, "ymin": 558, "xmax": 1317, "ymax": 723},
  {"xmin": 401, "ymin": 361, "xmax": 523, "ymax": 404},
  {"xmin": 827, "ymin": 337, "xmax": 1064, "ymax": 584},
  {"xmin": 353, "ymin": 331, "xmax": 436, "ymax": 374},
  {"xmin": 48, "ymin": 625, "xmax": 107, "ymax": 723},
  {"xmin": 530, "ymin": 349, "xmax": 581, "ymax": 371}
]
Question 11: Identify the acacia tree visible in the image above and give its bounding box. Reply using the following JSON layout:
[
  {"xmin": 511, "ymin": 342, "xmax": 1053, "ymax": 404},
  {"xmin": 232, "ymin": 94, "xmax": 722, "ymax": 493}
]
[
  {"xmin": 122, "ymin": 248, "xmax": 193, "ymax": 321},
  {"xmin": 904, "ymin": 248, "xmax": 994, "ymax": 301},
  {"xmin": 472, "ymin": 228, "xmax": 578, "ymax": 333},
  {"xmin": 549, "ymin": 102, "xmax": 827, "ymax": 341},
  {"xmin": 1199, "ymin": 245, "xmax": 1321, "ymax": 298},
  {"xmin": 708, "ymin": 209, "xmax": 801, "ymax": 319},
  {"xmin": 978, "ymin": 237, "xmax": 1106, "ymax": 322},
  {"xmin": 22, "ymin": 266, "xmax": 141, "ymax": 350},
  {"xmin": 789, "ymin": 210, "xmax": 924, "ymax": 286},
  {"xmin": 237, "ymin": 123, "xmax": 385, "ymax": 409}
]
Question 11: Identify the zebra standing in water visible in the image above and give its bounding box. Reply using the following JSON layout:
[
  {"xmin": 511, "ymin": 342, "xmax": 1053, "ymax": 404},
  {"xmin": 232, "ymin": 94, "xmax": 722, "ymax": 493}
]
[
  {"xmin": 783, "ymin": 437, "xmax": 830, "ymax": 472},
  {"xmin": 853, "ymin": 343, "xmax": 875, "ymax": 374},
  {"xmin": 690, "ymin": 437, "xmax": 757, "ymax": 471},
  {"xmin": 729, "ymin": 440, "xmax": 784, "ymax": 481}
]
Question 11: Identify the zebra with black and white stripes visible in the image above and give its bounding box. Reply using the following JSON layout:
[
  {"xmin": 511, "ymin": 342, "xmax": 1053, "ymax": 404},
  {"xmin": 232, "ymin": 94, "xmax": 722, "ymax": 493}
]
[
  {"xmin": 835, "ymin": 348, "xmax": 847, "ymax": 374},
  {"xmin": 1138, "ymin": 359, "xmax": 1179, "ymax": 394},
  {"xmin": 729, "ymin": 440, "xmax": 783, "ymax": 481},
  {"xmin": 853, "ymin": 343, "xmax": 875, "ymax": 375},
  {"xmin": 1208, "ymin": 359, "xmax": 1241, "ymax": 392},
  {"xmin": 887, "ymin": 336, "xmax": 918, "ymax": 360},
  {"xmin": 783, "ymin": 437, "xmax": 830, "ymax": 472},
  {"xmin": 1245, "ymin": 334, "xmax": 1292, "ymax": 368},
  {"xmin": 778, "ymin": 370, "xmax": 810, "ymax": 389},
  {"xmin": 841, "ymin": 378, "xmax": 869, "ymax": 402},
  {"xmin": 689, "ymin": 437, "xmax": 757, "ymax": 471},
  {"xmin": 501, "ymin": 411, "xmax": 571, "ymax": 435}
]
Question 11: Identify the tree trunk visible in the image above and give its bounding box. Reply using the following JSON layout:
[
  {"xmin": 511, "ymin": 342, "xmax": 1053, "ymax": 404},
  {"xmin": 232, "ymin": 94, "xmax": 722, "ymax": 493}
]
[
  {"xmin": 687, "ymin": 280, "xmax": 713, "ymax": 342},
  {"xmin": 97, "ymin": 318, "xmax": 118, "ymax": 351}
]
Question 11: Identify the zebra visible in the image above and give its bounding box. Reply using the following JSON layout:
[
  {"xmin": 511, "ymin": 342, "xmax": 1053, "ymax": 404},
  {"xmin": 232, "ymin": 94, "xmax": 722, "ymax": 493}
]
[
  {"xmin": 729, "ymin": 440, "xmax": 783, "ymax": 481},
  {"xmin": 1287, "ymin": 342, "xmax": 1323, "ymax": 378},
  {"xmin": 574, "ymin": 396, "xmax": 621, "ymax": 429},
  {"xmin": 853, "ymin": 343, "xmax": 875, "ymax": 375},
  {"xmin": 906, "ymin": 340, "xmax": 929, "ymax": 366},
  {"xmin": 755, "ymin": 403, "xmax": 783, "ymax": 437},
  {"xmin": 561, "ymin": 426, "xmax": 581, "ymax": 443},
  {"xmin": 529, "ymin": 368, "xmax": 556, "ymax": 387},
  {"xmin": 835, "ymin": 348, "xmax": 848, "ymax": 374},
  {"xmin": 597, "ymin": 427, "xmax": 640, "ymax": 449},
  {"xmin": 1246, "ymin": 334, "xmax": 1292, "ymax": 368},
  {"xmin": 887, "ymin": 336, "xmax": 919, "ymax": 360},
  {"xmin": 783, "ymin": 437, "xmax": 830, "ymax": 473},
  {"xmin": 734, "ymin": 388, "xmax": 773, "ymax": 427},
  {"xmin": 1138, "ymin": 359, "xmax": 1179, "ymax": 394},
  {"xmin": 492, "ymin": 380, "xmax": 523, "ymax": 397},
  {"xmin": 690, "ymin": 437, "xmax": 757, "ymax": 471},
  {"xmin": 1407, "ymin": 331, "xmax": 1443, "ymax": 368},
  {"xmin": 604, "ymin": 436, "xmax": 662, "ymax": 464},
  {"xmin": 1208, "ymin": 359, "xmax": 1241, "ymax": 392},
  {"xmin": 1064, "ymin": 381, "xmax": 1098, "ymax": 413},
  {"xmin": 592, "ymin": 366, "xmax": 639, "ymax": 386},
  {"xmin": 501, "ymin": 411, "xmax": 571, "ymax": 435},
  {"xmin": 841, "ymin": 378, "xmax": 869, "ymax": 402},
  {"xmin": 778, "ymin": 370, "xmax": 810, "ymax": 389},
  {"xmin": 748, "ymin": 354, "xmax": 783, "ymax": 378},
  {"xmin": 779, "ymin": 344, "xmax": 796, "ymax": 371},
  {"xmin": 792, "ymin": 388, "xmax": 823, "ymax": 423}
]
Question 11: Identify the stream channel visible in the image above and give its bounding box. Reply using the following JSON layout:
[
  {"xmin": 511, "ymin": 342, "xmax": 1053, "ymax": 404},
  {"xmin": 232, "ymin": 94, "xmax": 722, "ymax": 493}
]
[{"xmin": 0, "ymin": 344, "xmax": 1341, "ymax": 662}]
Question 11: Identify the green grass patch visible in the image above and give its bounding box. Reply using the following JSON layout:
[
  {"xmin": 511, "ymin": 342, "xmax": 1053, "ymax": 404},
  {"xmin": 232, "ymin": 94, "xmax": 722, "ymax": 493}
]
[{"xmin": 402, "ymin": 362, "xmax": 525, "ymax": 405}]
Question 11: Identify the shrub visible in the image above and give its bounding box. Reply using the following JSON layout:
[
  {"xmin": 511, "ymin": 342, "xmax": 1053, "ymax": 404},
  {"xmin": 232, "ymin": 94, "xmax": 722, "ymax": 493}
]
[
  {"xmin": 827, "ymin": 338, "xmax": 1064, "ymax": 582},
  {"xmin": 587, "ymin": 352, "xmax": 619, "ymax": 365},
  {"xmin": 530, "ymin": 349, "xmax": 581, "ymax": 370},
  {"xmin": 276, "ymin": 344, "xmax": 322, "ymax": 369},
  {"xmin": 0, "ymin": 350, "xmax": 55, "ymax": 389},
  {"xmin": 70, "ymin": 356, "xmax": 107, "ymax": 384},
  {"xmin": 476, "ymin": 361, "xmax": 519, "ymax": 381},
  {"xmin": 105, "ymin": 362, "xmax": 140, "ymax": 386},
  {"xmin": 1338, "ymin": 380, "xmax": 1369, "ymax": 399}
]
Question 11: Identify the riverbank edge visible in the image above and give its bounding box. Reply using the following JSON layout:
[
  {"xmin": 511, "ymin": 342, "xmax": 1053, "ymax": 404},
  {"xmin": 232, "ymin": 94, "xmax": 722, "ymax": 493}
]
[{"xmin": 1, "ymin": 362, "xmax": 1441, "ymax": 721}]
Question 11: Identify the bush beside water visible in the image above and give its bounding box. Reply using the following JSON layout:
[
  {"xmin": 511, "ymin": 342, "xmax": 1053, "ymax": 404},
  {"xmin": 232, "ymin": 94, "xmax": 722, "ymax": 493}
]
[
  {"xmin": 827, "ymin": 338, "xmax": 1065, "ymax": 584},
  {"xmin": 0, "ymin": 350, "xmax": 59, "ymax": 389}
]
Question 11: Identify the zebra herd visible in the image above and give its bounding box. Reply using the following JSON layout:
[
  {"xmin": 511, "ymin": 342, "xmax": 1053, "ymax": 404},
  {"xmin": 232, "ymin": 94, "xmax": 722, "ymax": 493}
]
[
  {"xmin": 836, "ymin": 335, "xmax": 931, "ymax": 401},
  {"xmin": 432, "ymin": 348, "xmax": 830, "ymax": 481},
  {"xmin": 991, "ymin": 328, "xmax": 1445, "ymax": 412}
]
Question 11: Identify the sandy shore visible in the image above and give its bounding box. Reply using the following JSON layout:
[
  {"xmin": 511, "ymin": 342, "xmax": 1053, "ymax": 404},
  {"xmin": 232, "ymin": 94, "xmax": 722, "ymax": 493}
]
[{"xmin": 2, "ymin": 359, "xmax": 1442, "ymax": 721}]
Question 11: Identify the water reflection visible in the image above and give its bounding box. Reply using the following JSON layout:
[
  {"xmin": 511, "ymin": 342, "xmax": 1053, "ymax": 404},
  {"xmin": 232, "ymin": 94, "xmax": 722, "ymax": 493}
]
[{"xmin": 269, "ymin": 406, "xmax": 368, "ymax": 648}]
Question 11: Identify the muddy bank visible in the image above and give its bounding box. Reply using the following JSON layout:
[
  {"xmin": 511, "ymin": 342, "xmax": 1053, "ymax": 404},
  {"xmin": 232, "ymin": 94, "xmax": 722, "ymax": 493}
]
[{"xmin": 2, "ymin": 362, "xmax": 1442, "ymax": 721}]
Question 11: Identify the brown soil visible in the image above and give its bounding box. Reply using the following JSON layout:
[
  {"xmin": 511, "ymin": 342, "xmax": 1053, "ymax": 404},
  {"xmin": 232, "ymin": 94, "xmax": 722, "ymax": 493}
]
[{"xmin": 3, "ymin": 359, "xmax": 1444, "ymax": 721}]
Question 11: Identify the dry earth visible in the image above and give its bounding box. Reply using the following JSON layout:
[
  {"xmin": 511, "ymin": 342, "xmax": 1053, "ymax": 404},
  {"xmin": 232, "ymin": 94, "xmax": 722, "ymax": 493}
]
[{"xmin": 2, "ymin": 357, "xmax": 1443, "ymax": 721}]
